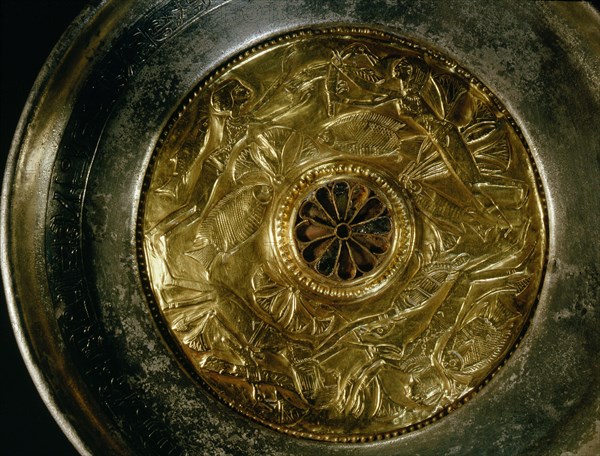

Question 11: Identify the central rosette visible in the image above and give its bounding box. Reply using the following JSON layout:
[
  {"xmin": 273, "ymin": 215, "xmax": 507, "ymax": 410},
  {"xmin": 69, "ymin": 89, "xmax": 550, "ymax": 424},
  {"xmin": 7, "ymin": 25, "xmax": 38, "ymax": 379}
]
[
  {"xmin": 274, "ymin": 163, "xmax": 414, "ymax": 301},
  {"xmin": 294, "ymin": 180, "xmax": 393, "ymax": 281}
]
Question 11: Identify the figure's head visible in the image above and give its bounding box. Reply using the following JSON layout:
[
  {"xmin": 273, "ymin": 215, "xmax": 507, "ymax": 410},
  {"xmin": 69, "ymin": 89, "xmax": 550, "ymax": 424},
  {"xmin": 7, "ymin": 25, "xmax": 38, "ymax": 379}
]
[
  {"xmin": 391, "ymin": 56, "xmax": 429, "ymax": 92},
  {"xmin": 339, "ymin": 42, "xmax": 379, "ymax": 66},
  {"xmin": 210, "ymin": 78, "xmax": 252, "ymax": 115}
]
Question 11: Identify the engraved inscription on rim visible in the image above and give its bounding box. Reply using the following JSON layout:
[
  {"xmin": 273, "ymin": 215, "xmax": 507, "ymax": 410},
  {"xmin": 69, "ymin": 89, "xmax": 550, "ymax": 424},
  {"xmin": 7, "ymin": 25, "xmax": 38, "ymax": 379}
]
[{"xmin": 138, "ymin": 27, "xmax": 547, "ymax": 442}]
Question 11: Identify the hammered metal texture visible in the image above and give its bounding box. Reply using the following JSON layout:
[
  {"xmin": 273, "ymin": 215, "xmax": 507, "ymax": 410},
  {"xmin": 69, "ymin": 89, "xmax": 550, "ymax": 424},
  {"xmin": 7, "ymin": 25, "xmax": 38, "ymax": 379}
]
[
  {"xmin": 139, "ymin": 28, "xmax": 547, "ymax": 442},
  {"xmin": 3, "ymin": 1, "xmax": 599, "ymax": 455}
]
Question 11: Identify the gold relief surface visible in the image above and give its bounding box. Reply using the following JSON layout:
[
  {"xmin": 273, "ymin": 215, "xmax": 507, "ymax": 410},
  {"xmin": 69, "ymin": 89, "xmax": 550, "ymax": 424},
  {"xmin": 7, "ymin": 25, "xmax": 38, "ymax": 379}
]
[{"xmin": 139, "ymin": 29, "xmax": 547, "ymax": 441}]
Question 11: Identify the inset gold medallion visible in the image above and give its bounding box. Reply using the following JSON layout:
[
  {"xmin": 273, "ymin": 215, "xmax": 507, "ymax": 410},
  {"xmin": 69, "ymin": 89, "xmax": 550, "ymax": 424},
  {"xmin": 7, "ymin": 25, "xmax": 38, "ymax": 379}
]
[
  {"xmin": 139, "ymin": 28, "xmax": 547, "ymax": 441},
  {"xmin": 274, "ymin": 163, "xmax": 414, "ymax": 301}
]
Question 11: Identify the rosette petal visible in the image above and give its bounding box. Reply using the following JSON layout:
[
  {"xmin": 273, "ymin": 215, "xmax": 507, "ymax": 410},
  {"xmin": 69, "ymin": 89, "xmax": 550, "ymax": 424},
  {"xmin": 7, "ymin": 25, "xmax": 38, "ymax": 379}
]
[
  {"xmin": 352, "ymin": 233, "xmax": 390, "ymax": 255},
  {"xmin": 348, "ymin": 239, "xmax": 378, "ymax": 273},
  {"xmin": 351, "ymin": 197, "xmax": 386, "ymax": 224},
  {"xmin": 316, "ymin": 239, "xmax": 341, "ymax": 276},
  {"xmin": 332, "ymin": 181, "xmax": 350, "ymax": 220},
  {"xmin": 337, "ymin": 241, "xmax": 357, "ymax": 280},
  {"xmin": 315, "ymin": 186, "xmax": 338, "ymax": 221},
  {"xmin": 346, "ymin": 184, "xmax": 370, "ymax": 221},
  {"xmin": 353, "ymin": 216, "xmax": 391, "ymax": 235},
  {"xmin": 302, "ymin": 237, "xmax": 335, "ymax": 263},
  {"xmin": 295, "ymin": 220, "xmax": 334, "ymax": 242}
]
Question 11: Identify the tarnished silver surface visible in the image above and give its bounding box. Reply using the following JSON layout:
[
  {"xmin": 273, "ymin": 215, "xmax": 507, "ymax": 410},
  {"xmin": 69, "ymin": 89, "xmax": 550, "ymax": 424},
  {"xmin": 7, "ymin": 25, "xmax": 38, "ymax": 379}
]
[{"xmin": 2, "ymin": 1, "xmax": 599, "ymax": 455}]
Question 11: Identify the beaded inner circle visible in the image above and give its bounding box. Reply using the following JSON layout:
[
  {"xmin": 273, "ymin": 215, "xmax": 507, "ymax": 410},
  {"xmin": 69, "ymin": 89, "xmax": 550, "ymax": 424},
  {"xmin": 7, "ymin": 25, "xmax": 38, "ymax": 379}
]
[{"xmin": 274, "ymin": 163, "xmax": 414, "ymax": 301}]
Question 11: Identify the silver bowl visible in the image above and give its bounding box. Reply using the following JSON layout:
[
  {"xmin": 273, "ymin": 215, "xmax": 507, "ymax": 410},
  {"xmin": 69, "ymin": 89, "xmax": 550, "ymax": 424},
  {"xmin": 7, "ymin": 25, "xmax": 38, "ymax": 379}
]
[{"xmin": 3, "ymin": 1, "xmax": 599, "ymax": 454}]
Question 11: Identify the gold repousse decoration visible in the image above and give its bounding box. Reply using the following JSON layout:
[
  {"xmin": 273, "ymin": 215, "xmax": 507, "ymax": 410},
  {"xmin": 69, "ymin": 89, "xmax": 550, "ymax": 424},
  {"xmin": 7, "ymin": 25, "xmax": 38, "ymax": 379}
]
[{"xmin": 139, "ymin": 28, "xmax": 547, "ymax": 441}]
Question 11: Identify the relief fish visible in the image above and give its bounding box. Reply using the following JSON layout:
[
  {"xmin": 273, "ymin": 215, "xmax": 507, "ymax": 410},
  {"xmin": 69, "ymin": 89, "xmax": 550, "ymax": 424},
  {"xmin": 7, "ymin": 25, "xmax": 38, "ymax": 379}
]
[
  {"xmin": 193, "ymin": 184, "xmax": 271, "ymax": 253},
  {"xmin": 318, "ymin": 111, "xmax": 408, "ymax": 156},
  {"xmin": 440, "ymin": 309, "xmax": 516, "ymax": 385}
]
